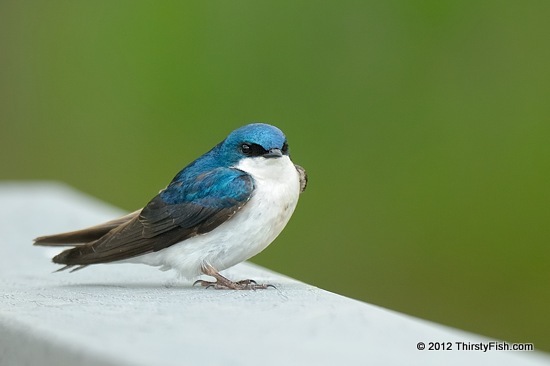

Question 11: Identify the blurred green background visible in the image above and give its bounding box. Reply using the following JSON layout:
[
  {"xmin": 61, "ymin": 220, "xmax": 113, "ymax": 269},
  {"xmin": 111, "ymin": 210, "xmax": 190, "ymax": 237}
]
[{"xmin": 2, "ymin": 0, "xmax": 549, "ymax": 351}]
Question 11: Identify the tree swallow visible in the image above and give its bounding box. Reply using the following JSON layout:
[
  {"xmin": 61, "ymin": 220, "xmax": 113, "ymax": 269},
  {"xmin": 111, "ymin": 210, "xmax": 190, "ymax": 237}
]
[{"xmin": 34, "ymin": 123, "xmax": 307, "ymax": 290}]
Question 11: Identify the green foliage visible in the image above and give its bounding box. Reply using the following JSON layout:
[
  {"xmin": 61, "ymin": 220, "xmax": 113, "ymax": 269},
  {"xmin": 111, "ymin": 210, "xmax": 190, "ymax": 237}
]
[{"xmin": 2, "ymin": 1, "xmax": 549, "ymax": 350}]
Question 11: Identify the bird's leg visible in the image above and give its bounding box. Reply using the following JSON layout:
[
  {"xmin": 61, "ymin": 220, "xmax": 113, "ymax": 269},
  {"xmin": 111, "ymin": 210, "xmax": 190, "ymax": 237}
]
[{"xmin": 193, "ymin": 262, "xmax": 275, "ymax": 290}]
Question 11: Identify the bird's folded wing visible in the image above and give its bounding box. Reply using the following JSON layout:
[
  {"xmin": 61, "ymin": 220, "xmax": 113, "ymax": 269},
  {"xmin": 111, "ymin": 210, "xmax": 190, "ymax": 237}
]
[
  {"xmin": 294, "ymin": 164, "xmax": 308, "ymax": 193},
  {"xmin": 36, "ymin": 168, "xmax": 255, "ymax": 266},
  {"xmin": 34, "ymin": 210, "xmax": 141, "ymax": 246}
]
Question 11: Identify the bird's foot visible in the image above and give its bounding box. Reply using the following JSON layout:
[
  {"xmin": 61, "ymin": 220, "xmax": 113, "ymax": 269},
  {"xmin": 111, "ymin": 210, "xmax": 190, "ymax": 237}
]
[
  {"xmin": 193, "ymin": 263, "xmax": 275, "ymax": 290},
  {"xmin": 193, "ymin": 278, "xmax": 274, "ymax": 290}
]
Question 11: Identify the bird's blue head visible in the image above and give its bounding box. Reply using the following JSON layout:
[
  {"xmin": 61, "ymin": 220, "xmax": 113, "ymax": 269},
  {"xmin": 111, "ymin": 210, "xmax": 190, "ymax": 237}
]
[
  {"xmin": 217, "ymin": 123, "xmax": 289, "ymax": 166},
  {"xmin": 168, "ymin": 123, "xmax": 292, "ymax": 190}
]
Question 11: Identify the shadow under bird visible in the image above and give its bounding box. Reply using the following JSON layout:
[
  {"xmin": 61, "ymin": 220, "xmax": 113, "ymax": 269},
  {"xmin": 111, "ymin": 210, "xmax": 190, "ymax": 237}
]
[{"xmin": 34, "ymin": 123, "xmax": 307, "ymax": 290}]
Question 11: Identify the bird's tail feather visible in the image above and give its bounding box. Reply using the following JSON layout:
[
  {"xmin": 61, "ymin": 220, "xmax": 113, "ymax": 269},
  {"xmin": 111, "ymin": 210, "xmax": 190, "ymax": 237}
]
[{"xmin": 33, "ymin": 210, "xmax": 141, "ymax": 246}]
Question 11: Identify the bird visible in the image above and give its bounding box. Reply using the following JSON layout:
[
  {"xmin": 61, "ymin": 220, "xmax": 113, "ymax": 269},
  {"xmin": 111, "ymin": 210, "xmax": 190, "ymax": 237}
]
[{"xmin": 34, "ymin": 123, "xmax": 307, "ymax": 290}]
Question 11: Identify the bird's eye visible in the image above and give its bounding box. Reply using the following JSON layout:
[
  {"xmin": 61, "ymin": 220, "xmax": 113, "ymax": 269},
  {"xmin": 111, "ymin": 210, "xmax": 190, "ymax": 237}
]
[
  {"xmin": 241, "ymin": 143, "xmax": 252, "ymax": 155},
  {"xmin": 282, "ymin": 141, "xmax": 289, "ymax": 154},
  {"xmin": 240, "ymin": 143, "xmax": 267, "ymax": 157}
]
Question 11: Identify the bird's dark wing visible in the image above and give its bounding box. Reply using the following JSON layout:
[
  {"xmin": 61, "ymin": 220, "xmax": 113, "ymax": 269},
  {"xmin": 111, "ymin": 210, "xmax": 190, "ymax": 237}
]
[
  {"xmin": 294, "ymin": 164, "xmax": 308, "ymax": 193},
  {"xmin": 38, "ymin": 168, "xmax": 255, "ymax": 267},
  {"xmin": 34, "ymin": 210, "xmax": 141, "ymax": 246}
]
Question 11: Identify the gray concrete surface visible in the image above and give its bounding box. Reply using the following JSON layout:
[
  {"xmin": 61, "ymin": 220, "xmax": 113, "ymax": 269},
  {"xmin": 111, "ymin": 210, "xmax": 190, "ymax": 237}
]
[{"xmin": 0, "ymin": 182, "xmax": 548, "ymax": 366}]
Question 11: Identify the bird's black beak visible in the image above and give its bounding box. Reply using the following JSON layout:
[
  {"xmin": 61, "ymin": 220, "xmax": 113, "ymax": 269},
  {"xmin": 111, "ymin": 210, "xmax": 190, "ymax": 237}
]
[{"xmin": 263, "ymin": 148, "xmax": 283, "ymax": 159}]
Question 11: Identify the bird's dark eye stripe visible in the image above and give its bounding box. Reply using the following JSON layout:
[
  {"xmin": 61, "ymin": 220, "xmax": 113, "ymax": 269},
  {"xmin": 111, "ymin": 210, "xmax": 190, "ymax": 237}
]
[
  {"xmin": 282, "ymin": 142, "xmax": 289, "ymax": 153},
  {"xmin": 241, "ymin": 143, "xmax": 267, "ymax": 157}
]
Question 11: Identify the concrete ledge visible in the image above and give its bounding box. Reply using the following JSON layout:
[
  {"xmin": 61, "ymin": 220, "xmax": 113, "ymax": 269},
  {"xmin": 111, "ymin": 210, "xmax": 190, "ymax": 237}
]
[{"xmin": 1, "ymin": 182, "xmax": 548, "ymax": 366}]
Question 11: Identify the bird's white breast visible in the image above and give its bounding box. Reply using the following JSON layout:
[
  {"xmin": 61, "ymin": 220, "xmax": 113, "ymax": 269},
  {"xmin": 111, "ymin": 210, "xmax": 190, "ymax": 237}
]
[{"xmin": 130, "ymin": 156, "xmax": 301, "ymax": 279}]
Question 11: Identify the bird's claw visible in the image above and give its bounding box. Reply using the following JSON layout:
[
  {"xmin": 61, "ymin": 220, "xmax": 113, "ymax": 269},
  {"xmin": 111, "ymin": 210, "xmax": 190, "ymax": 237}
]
[
  {"xmin": 193, "ymin": 278, "xmax": 275, "ymax": 290},
  {"xmin": 194, "ymin": 263, "xmax": 276, "ymax": 290}
]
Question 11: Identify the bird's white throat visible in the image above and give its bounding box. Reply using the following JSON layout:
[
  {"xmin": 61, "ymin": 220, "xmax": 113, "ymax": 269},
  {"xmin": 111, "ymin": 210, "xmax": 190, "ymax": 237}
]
[{"xmin": 235, "ymin": 155, "xmax": 294, "ymax": 181}]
